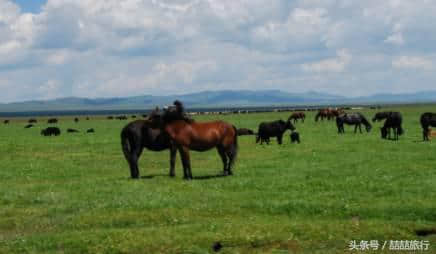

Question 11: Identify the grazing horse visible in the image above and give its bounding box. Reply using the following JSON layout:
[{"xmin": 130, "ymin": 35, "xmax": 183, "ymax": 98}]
[
  {"xmin": 150, "ymin": 101, "xmax": 238, "ymax": 180},
  {"xmin": 288, "ymin": 112, "xmax": 306, "ymax": 123},
  {"xmin": 336, "ymin": 113, "xmax": 372, "ymax": 134},
  {"xmin": 256, "ymin": 119, "xmax": 295, "ymax": 145},
  {"xmin": 420, "ymin": 112, "xmax": 436, "ymax": 141},
  {"xmin": 121, "ymin": 118, "xmax": 175, "ymax": 179},
  {"xmin": 315, "ymin": 108, "xmax": 343, "ymax": 121},
  {"xmin": 237, "ymin": 128, "xmax": 254, "ymax": 136},
  {"xmin": 374, "ymin": 112, "xmax": 404, "ymax": 140}
]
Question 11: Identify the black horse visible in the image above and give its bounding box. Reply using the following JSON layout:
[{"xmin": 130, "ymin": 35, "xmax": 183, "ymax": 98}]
[
  {"xmin": 121, "ymin": 118, "xmax": 175, "ymax": 179},
  {"xmin": 237, "ymin": 128, "xmax": 255, "ymax": 136},
  {"xmin": 374, "ymin": 112, "xmax": 403, "ymax": 140},
  {"xmin": 420, "ymin": 112, "xmax": 436, "ymax": 141},
  {"xmin": 256, "ymin": 120, "xmax": 295, "ymax": 144},
  {"xmin": 336, "ymin": 113, "xmax": 372, "ymax": 134}
]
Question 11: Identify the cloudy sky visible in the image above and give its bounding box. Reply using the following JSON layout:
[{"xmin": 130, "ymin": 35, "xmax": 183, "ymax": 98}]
[{"xmin": 1, "ymin": 0, "xmax": 435, "ymax": 103}]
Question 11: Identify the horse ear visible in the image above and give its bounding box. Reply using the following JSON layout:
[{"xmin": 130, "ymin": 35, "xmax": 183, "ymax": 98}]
[{"xmin": 173, "ymin": 100, "xmax": 184, "ymax": 113}]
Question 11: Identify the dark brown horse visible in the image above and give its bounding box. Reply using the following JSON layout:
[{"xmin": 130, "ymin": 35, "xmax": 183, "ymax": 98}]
[
  {"xmin": 288, "ymin": 112, "xmax": 306, "ymax": 123},
  {"xmin": 420, "ymin": 112, "xmax": 436, "ymax": 141},
  {"xmin": 150, "ymin": 101, "xmax": 238, "ymax": 180},
  {"xmin": 315, "ymin": 108, "xmax": 343, "ymax": 121},
  {"xmin": 121, "ymin": 118, "xmax": 175, "ymax": 179}
]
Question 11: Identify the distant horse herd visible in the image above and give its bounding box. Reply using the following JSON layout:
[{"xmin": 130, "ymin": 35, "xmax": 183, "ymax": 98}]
[{"xmin": 2, "ymin": 103, "xmax": 436, "ymax": 179}]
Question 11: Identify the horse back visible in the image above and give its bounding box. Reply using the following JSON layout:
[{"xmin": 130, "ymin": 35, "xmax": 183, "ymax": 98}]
[{"xmin": 165, "ymin": 120, "xmax": 236, "ymax": 150}]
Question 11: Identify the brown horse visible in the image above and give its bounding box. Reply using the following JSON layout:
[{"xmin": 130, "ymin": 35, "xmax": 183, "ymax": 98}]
[
  {"xmin": 315, "ymin": 108, "xmax": 344, "ymax": 121},
  {"xmin": 150, "ymin": 101, "xmax": 238, "ymax": 180},
  {"xmin": 288, "ymin": 112, "xmax": 306, "ymax": 123}
]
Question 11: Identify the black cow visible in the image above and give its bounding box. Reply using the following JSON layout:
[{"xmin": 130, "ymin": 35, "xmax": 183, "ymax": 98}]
[
  {"xmin": 24, "ymin": 124, "xmax": 34, "ymax": 129},
  {"xmin": 47, "ymin": 118, "xmax": 58, "ymax": 124},
  {"xmin": 74, "ymin": 117, "xmax": 79, "ymax": 123},
  {"xmin": 3, "ymin": 120, "xmax": 9, "ymax": 124},
  {"xmin": 28, "ymin": 119, "xmax": 37, "ymax": 123},
  {"xmin": 41, "ymin": 127, "xmax": 61, "ymax": 136},
  {"xmin": 86, "ymin": 128, "xmax": 95, "ymax": 133},
  {"xmin": 67, "ymin": 128, "xmax": 79, "ymax": 133},
  {"xmin": 256, "ymin": 120, "xmax": 295, "ymax": 145},
  {"xmin": 107, "ymin": 116, "xmax": 114, "ymax": 120},
  {"xmin": 237, "ymin": 128, "xmax": 255, "ymax": 136}
]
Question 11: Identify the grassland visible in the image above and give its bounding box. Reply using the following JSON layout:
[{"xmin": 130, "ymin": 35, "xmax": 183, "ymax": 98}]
[{"xmin": 0, "ymin": 105, "xmax": 435, "ymax": 253}]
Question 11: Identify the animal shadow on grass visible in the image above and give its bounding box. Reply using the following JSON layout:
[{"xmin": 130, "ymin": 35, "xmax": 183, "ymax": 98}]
[
  {"xmin": 139, "ymin": 174, "xmax": 169, "ymax": 179},
  {"xmin": 192, "ymin": 173, "xmax": 228, "ymax": 180},
  {"xmin": 415, "ymin": 228, "xmax": 436, "ymax": 236}
]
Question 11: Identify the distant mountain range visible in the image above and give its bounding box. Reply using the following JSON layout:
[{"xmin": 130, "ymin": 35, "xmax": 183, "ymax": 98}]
[{"xmin": 2, "ymin": 90, "xmax": 436, "ymax": 112}]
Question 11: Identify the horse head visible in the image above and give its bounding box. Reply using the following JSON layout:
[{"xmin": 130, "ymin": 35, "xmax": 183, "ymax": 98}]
[
  {"xmin": 285, "ymin": 119, "xmax": 296, "ymax": 131},
  {"xmin": 365, "ymin": 123, "xmax": 372, "ymax": 132}
]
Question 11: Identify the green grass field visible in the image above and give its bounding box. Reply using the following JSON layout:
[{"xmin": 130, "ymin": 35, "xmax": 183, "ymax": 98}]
[{"xmin": 1, "ymin": 105, "xmax": 435, "ymax": 253}]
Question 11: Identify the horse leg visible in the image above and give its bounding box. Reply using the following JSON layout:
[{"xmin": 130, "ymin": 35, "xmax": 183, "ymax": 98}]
[
  {"xmin": 178, "ymin": 146, "xmax": 192, "ymax": 180},
  {"xmin": 128, "ymin": 146, "xmax": 143, "ymax": 179},
  {"xmin": 169, "ymin": 145, "xmax": 177, "ymax": 177},
  {"xmin": 217, "ymin": 145, "xmax": 229, "ymax": 175}
]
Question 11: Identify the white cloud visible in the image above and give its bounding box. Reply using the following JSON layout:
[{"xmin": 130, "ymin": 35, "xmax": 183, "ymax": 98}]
[
  {"xmin": 1, "ymin": 0, "xmax": 436, "ymax": 102},
  {"xmin": 392, "ymin": 56, "xmax": 433, "ymax": 70},
  {"xmin": 302, "ymin": 49, "xmax": 352, "ymax": 73}
]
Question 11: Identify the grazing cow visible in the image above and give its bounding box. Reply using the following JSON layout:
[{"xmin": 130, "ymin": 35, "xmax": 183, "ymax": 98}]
[
  {"xmin": 28, "ymin": 119, "xmax": 37, "ymax": 123},
  {"xmin": 47, "ymin": 118, "xmax": 58, "ymax": 124},
  {"xmin": 142, "ymin": 114, "xmax": 148, "ymax": 118},
  {"xmin": 131, "ymin": 115, "xmax": 136, "ymax": 119},
  {"xmin": 256, "ymin": 120, "xmax": 295, "ymax": 145},
  {"xmin": 67, "ymin": 128, "xmax": 79, "ymax": 133},
  {"xmin": 336, "ymin": 113, "xmax": 372, "ymax": 134},
  {"xmin": 3, "ymin": 120, "xmax": 9, "ymax": 124},
  {"xmin": 116, "ymin": 115, "xmax": 128, "ymax": 120},
  {"xmin": 24, "ymin": 124, "xmax": 34, "ymax": 128},
  {"xmin": 288, "ymin": 112, "xmax": 306, "ymax": 123},
  {"xmin": 86, "ymin": 128, "xmax": 95, "ymax": 133},
  {"xmin": 290, "ymin": 131, "xmax": 300, "ymax": 143},
  {"xmin": 41, "ymin": 127, "xmax": 61, "ymax": 136},
  {"xmin": 107, "ymin": 116, "xmax": 114, "ymax": 120},
  {"xmin": 86, "ymin": 117, "xmax": 90, "ymax": 120},
  {"xmin": 74, "ymin": 117, "xmax": 79, "ymax": 123},
  {"xmin": 420, "ymin": 112, "xmax": 436, "ymax": 141},
  {"xmin": 237, "ymin": 128, "xmax": 255, "ymax": 136}
]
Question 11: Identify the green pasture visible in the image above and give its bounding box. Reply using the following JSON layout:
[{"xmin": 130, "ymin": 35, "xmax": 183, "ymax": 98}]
[{"xmin": 0, "ymin": 105, "xmax": 435, "ymax": 253}]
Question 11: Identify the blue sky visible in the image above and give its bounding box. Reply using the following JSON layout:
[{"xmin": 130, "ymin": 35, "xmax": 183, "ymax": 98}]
[
  {"xmin": 12, "ymin": 0, "xmax": 46, "ymax": 13},
  {"xmin": 1, "ymin": 0, "xmax": 436, "ymax": 103}
]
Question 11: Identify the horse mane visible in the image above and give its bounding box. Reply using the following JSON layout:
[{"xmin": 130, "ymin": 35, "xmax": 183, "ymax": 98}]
[{"xmin": 162, "ymin": 100, "xmax": 195, "ymax": 123}]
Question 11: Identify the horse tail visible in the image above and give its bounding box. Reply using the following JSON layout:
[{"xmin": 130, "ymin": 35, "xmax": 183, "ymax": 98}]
[
  {"xmin": 228, "ymin": 125, "xmax": 239, "ymax": 170},
  {"xmin": 398, "ymin": 126, "xmax": 404, "ymax": 136},
  {"xmin": 121, "ymin": 127, "xmax": 132, "ymax": 162}
]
